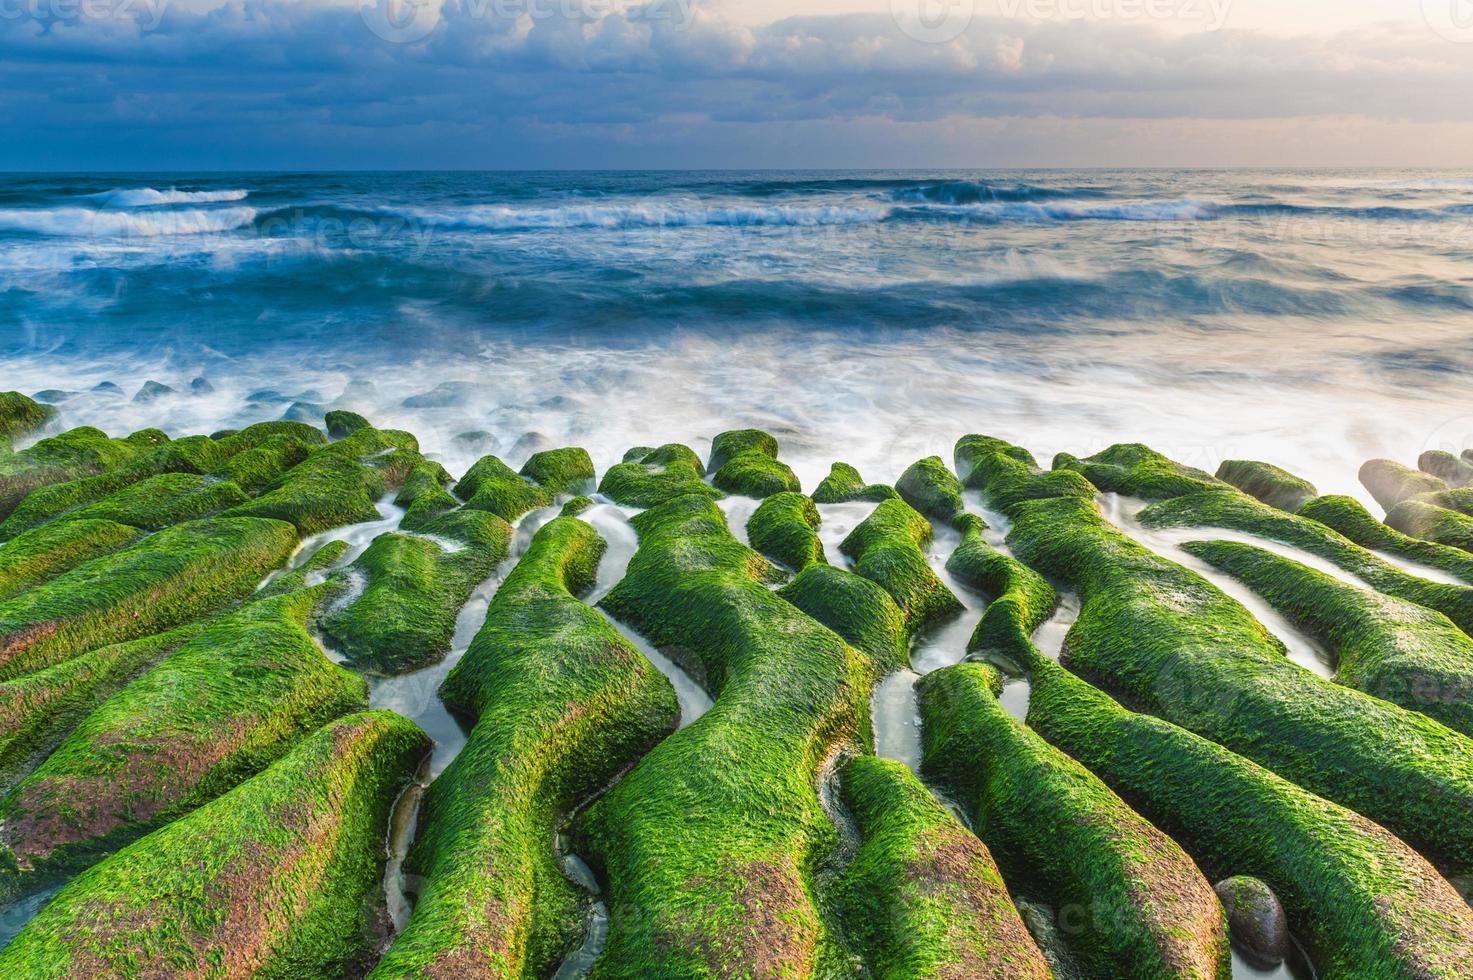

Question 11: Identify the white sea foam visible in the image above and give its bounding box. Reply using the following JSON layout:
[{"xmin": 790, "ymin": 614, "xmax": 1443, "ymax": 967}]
[
  {"xmin": 908, "ymin": 197, "xmax": 1218, "ymax": 222},
  {"xmin": 397, "ymin": 202, "xmax": 890, "ymax": 231},
  {"xmin": 0, "ymin": 206, "xmax": 257, "ymax": 238},
  {"xmin": 90, "ymin": 188, "xmax": 250, "ymax": 207}
]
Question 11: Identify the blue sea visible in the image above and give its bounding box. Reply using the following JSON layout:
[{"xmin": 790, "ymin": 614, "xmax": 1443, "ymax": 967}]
[{"xmin": 3, "ymin": 169, "xmax": 1472, "ymax": 500}]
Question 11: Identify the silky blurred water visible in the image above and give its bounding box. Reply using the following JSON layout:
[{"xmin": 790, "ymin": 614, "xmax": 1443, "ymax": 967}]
[{"xmin": 4, "ymin": 169, "xmax": 1472, "ymax": 499}]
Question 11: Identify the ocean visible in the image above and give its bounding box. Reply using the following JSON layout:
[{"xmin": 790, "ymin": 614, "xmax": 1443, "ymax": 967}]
[{"xmin": 3, "ymin": 168, "xmax": 1473, "ymax": 500}]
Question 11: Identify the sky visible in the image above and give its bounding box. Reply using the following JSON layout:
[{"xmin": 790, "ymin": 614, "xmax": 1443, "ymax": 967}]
[{"xmin": 3, "ymin": 0, "xmax": 1473, "ymax": 169}]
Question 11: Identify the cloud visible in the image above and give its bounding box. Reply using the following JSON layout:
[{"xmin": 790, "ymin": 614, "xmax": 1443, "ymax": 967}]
[{"xmin": 2, "ymin": 0, "xmax": 1471, "ymax": 167}]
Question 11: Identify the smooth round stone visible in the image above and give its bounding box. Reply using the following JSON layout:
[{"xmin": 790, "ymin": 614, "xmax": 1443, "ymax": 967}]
[{"xmin": 1216, "ymin": 875, "xmax": 1290, "ymax": 969}]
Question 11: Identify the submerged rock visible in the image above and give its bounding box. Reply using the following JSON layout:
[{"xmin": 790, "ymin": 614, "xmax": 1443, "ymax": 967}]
[
  {"xmin": 1215, "ymin": 876, "xmax": 1290, "ymax": 969},
  {"xmin": 189, "ymin": 376, "xmax": 213, "ymax": 394},
  {"xmin": 131, "ymin": 380, "xmax": 175, "ymax": 403},
  {"xmin": 401, "ymin": 381, "xmax": 476, "ymax": 408}
]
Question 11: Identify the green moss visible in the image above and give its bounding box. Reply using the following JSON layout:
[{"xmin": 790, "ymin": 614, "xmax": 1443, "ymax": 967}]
[
  {"xmin": 709, "ymin": 428, "xmax": 801, "ymax": 498},
  {"xmin": 1418, "ymin": 450, "xmax": 1473, "ymax": 487},
  {"xmin": 1215, "ymin": 459, "xmax": 1318, "ymax": 512},
  {"xmin": 953, "ymin": 434, "xmax": 1094, "ymax": 510},
  {"xmin": 325, "ymin": 409, "xmax": 370, "ymax": 439},
  {"xmin": 1186, "ymin": 538, "xmax": 1473, "ymax": 737},
  {"xmin": 212, "ymin": 420, "xmax": 328, "ymax": 457},
  {"xmin": 1360, "ymin": 458, "xmax": 1447, "ymax": 511},
  {"xmin": 579, "ymin": 493, "xmax": 874, "ymax": 978},
  {"xmin": 0, "ymin": 519, "xmax": 143, "ymax": 602},
  {"xmin": 320, "ymin": 520, "xmax": 511, "ymax": 675},
  {"xmin": 52, "ymin": 472, "xmax": 248, "ymax": 531},
  {"xmin": 836, "ymin": 754, "xmax": 1050, "ymax": 979},
  {"xmin": 374, "ymin": 516, "xmax": 677, "ymax": 978},
  {"xmin": 944, "ymin": 525, "xmax": 1057, "ymax": 657},
  {"xmin": 0, "ymin": 426, "xmax": 169, "ymax": 521},
  {"xmin": 0, "ymin": 587, "xmax": 369, "ymax": 901},
  {"xmin": 1053, "ymin": 443, "xmax": 1226, "ymax": 500},
  {"xmin": 0, "ymin": 516, "xmax": 299, "ymax": 680},
  {"xmin": 223, "ymin": 426, "xmax": 420, "ymax": 535},
  {"xmin": 779, "ymin": 564, "xmax": 910, "ymax": 674},
  {"xmin": 1387, "ymin": 499, "xmax": 1473, "ymax": 552},
  {"xmin": 967, "ymin": 437, "xmax": 1473, "ymax": 870},
  {"xmin": 0, "ymin": 626, "xmax": 202, "ymax": 794},
  {"xmin": 896, "ymin": 456, "xmax": 968, "ymax": 530},
  {"xmin": 560, "ymin": 495, "xmax": 593, "ymax": 517},
  {"xmin": 0, "ymin": 393, "xmax": 54, "ymax": 450},
  {"xmin": 1297, "ymin": 495, "xmax": 1473, "ymax": 585},
  {"xmin": 455, "ymin": 454, "xmax": 555, "ymax": 522},
  {"xmin": 519, "ymin": 446, "xmax": 595, "ymax": 495},
  {"xmin": 597, "ymin": 444, "xmax": 721, "ymax": 508},
  {"xmin": 1011, "ymin": 635, "xmax": 1473, "ymax": 979},
  {"xmin": 1414, "ymin": 487, "xmax": 1473, "ymax": 517},
  {"xmin": 707, "ymin": 428, "xmax": 779, "ymax": 473},
  {"xmin": 0, "ymin": 435, "xmax": 229, "ymax": 539},
  {"xmin": 1143, "ymin": 490, "xmax": 1473, "ymax": 637},
  {"xmin": 917, "ymin": 663, "xmax": 1229, "ymax": 980},
  {"xmin": 395, "ymin": 459, "xmax": 457, "ymax": 529},
  {"xmin": 211, "ymin": 433, "xmax": 317, "ymax": 493},
  {"xmin": 812, "ymin": 462, "xmax": 897, "ymax": 504},
  {"xmin": 0, "ymin": 710, "xmax": 428, "ymax": 978},
  {"xmin": 748, "ymin": 491, "xmax": 825, "ymax": 571},
  {"xmin": 840, "ymin": 497, "xmax": 963, "ymax": 633}
]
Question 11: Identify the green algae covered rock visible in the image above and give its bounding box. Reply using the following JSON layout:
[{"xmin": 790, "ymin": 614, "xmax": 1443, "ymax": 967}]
[
  {"xmin": 1054, "ymin": 443, "xmax": 1226, "ymax": 500},
  {"xmin": 970, "ymin": 436, "xmax": 1473, "ymax": 870},
  {"xmin": 0, "ymin": 426, "xmax": 166, "ymax": 520},
  {"xmin": 895, "ymin": 455, "xmax": 968, "ymax": 530},
  {"xmin": 0, "ymin": 392, "xmax": 54, "ymax": 450},
  {"xmin": 51, "ymin": 472, "xmax": 248, "ymax": 531},
  {"xmin": 840, "ymin": 497, "xmax": 962, "ymax": 633},
  {"xmin": 944, "ymin": 524, "xmax": 1056, "ymax": 657},
  {"xmin": 1297, "ymin": 494, "xmax": 1473, "ymax": 585},
  {"xmin": 918, "ymin": 662, "xmax": 1229, "ymax": 980},
  {"xmin": 0, "ymin": 519, "xmax": 142, "ymax": 602},
  {"xmin": 0, "ymin": 516, "xmax": 299, "ymax": 680},
  {"xmin": 1186, "ymin": 538, "xmax": 1473, "ymax": 737},
  {"xmin": 0, "ymin": 434, "xmax": 229, "ymax": 539},
  {"xmin": 1387, "ymin": 499, "xmax": 1473, "ymax": 553},
  {"xmin": 456, "ymin": 454, "xmax": 555, "ymax": 522},
  {"xmin": 212, "ymin": 432, "xmax": 318, "ymax": 493},
  {"xmin": 1418, "ymin": 450, "xmax": 1473, "ymax": 488},
  {"xmin": 1214, "ymin": 876, "xmax": 1290, "ymax": 970},
  {"xmin": 779, "ymin": 563, "xmax": 909, "ymax": 675},
  {"xmin": 214, "ymin": 420, "xmax": 328, "ymax": 456},
  {"xmin": 1216, "ymin": 459, "xmax": 1318, "ymax": 513},
  {"xmin": 320, "ymin": 523, "xmax": 510, "ymax": 675},
  {"xmin": 0, "ymin": 626, "xmax": 203, "ymax": 795},
  {"xmin": 0, "ymin": 587, "xmax": 369, "ymax": 901},
  {"xmin": 0, "ymin": 710, "xmax": 428, "ymax": 978},
  {"xmin": 581, "ymin": 493, "xmax": 874, "ymax": 978},
  {"xmin": 373, "ymin": 516, "xmax": 677, "ymax": 978},
  {"xmin": 836, "ymin": 754, "xmax": 1050, "ymax": 979},
  {"xmin": 748, "ymin": 491, "xmax": 825, "ymax": 571},
  {"xmin": 1012, "ymin": 637, "xmax": 1473, "ymax": 979},
  {"xmin": 1360, "ymin": 458, "xmax": 1447, "ymax": 511},
  {"xmin": 709, "ymin": 428, "xmax": 801, "ymax": 498},
  {"xmin": 325, "ymin": 409, "xmax": 370, "ymax": 439},
  {"xmin": 224, "ymin": 426, "xmax": 420, "ymax": 535},
  {"xmin": 395, "ymin": 459, "xmax": 457, "ymax": 528},
  {"xmin": 954, "ymin": 434, "xmax": 1094, "ymax": 510},
  {"xmin": 597, "ymin": 443, "xmax": 720, "ymax": 508},
  {"xmin": 519, "ymin": 446, "xmax": 595, "ymax": 495},
  {"xmin": 812, "ymin": 462, "xmax": 897, "ymax": 504}
]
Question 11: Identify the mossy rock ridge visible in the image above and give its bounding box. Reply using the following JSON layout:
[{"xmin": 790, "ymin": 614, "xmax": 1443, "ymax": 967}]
[
  {"xmin": 840, "ymin": 497, "xmax": 963, "ymax": 634},
  {"xmin": 0, "ymin": 710, "xmax": 428, "ymax": 978},
  {"xmin": 580, "ymin": 493, "xmax": 875, "ymax": 978},
  {"xmin": 597, "ymin": 443, "xmax": 721, "ymax": 508},
  {"xmin": 0, "ymin": 516, "xmax": 299, "ymax": 681},
  {"xmin": 813, "ymin": 462, "xmax": 896, "ymax": 504},
  {"xmin": 0, "ymin": 586, "xmax": 369, "ymax": 902},
  {"xmin": 835, "ymin": 754, "xmax": 1051, "ymax": 979},
  {"xmin": 372, "ymin": 516, "xmax": 678, "ymax": 978},
  {"xmin": 708, "ymin": 428, "xmax": 802, "ymax": 498},
  {"xmin": 918, "ymin": 662, "xmax": 1228, "ymax": 980}
]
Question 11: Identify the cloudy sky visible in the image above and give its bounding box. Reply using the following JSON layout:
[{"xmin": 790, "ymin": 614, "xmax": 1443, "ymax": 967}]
[{"xmin": 3, "ymin": 0, "xmax": 1472, "ymax": 168}]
